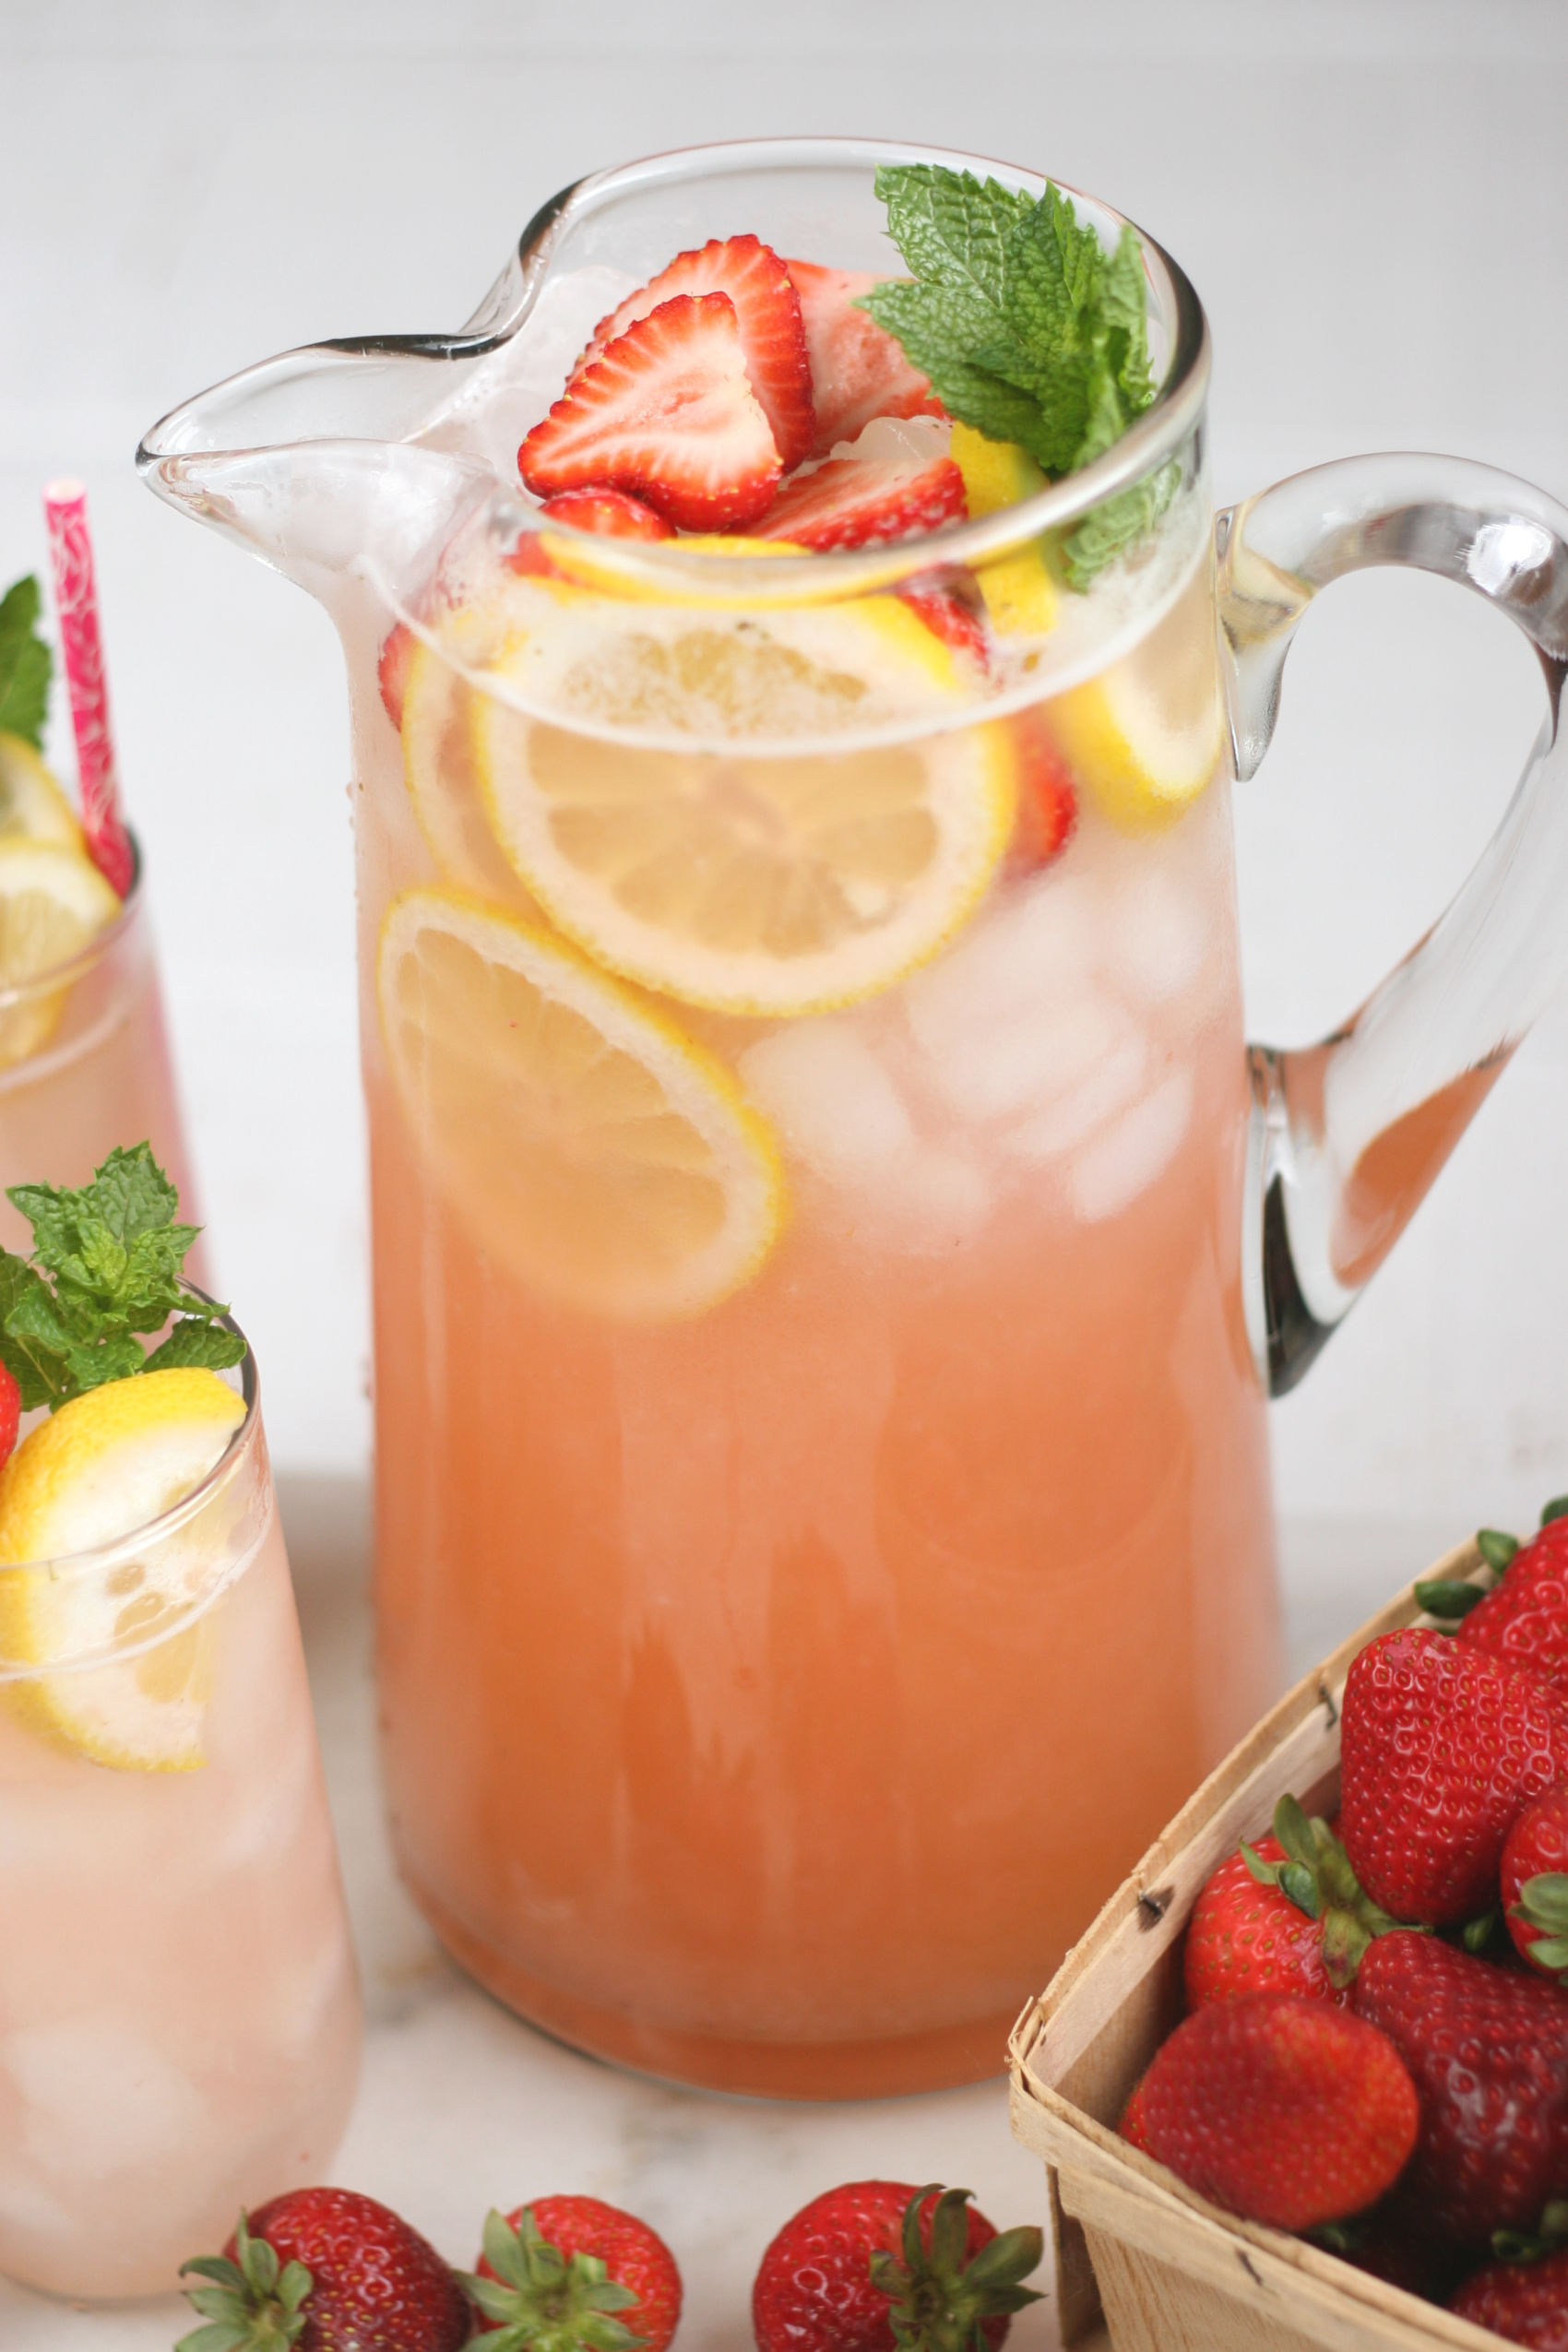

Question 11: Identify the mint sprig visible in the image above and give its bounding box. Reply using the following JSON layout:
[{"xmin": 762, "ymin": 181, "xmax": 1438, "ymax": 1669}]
[
  {"xmin": 0, "ymin": 1144, "xmax": 244, "ymax": 1411},
  {"xmin": 861, "ymin": 167, "xmax": 1177, "ymax": 588},
  {"xmin": 0, "ymin": 576, "xmax": 52, "ymax": 749}
]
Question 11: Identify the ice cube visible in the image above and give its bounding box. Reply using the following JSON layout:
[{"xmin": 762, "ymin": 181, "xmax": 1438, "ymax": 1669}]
[
  {"xmin": 741, "ymin": 1021, "xmax": 913, "ymax": 1178},
  {"xmin": 903, "ymin": 874, "xmax": 1110, "ymax": 1124},
  {"xmin": 1003, "ymin": 1033, "xmax": 1150, "ymax": 1161},
  {"xmin": 1111, "ymin": 858, "xmax": 1217, "ymax": 1006},
  {"xmin": 828, "ymin": 414, "xmax": 952, "ymax": 465},
  {"xmin": 5, "ymin": 2016, "xmax": 206, "ymax": 2180},
  {"xmin": 1070, "ymin": 1073, "xmax": 1194, "ymax": 1223}
]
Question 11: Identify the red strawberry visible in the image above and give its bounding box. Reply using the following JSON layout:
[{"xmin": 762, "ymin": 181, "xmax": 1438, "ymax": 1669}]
[
  {"xmin": 1005, "ymin": 712, "xmax": 1077, "ymax": 873},
  {"xmin": 1183, "ymin": 1797, "xmax": 1398, "ymax": 2009},
  {"xmin": 1137, "ymin": 1991, "xmax": 1419, "ymax": 2231},
  {"xmin": 786, "ymin": 261, "xmax": 944, "ymax": 456},
  {"xmin": 519, "ymin": 293, "xmax": 782, "ymax": 532},
  {"xmin": 0, "ymin": 1361, "xmax": 19, "ymax": 1474},
  {"xmin": 538, "ymin": 487, "xmax": 675, "ymax": 540},
  {"xmin": 1453, "ymin": 2246, "xmax": 1568, "ymax": 2346},
  {"xmin": 178, "ymin": 2190, "xmax": 469, "ymax": 2352},
  {"xmin": 1503, "ymin": 1787, "xmax": 1568, "ymax": 1978},
  {"xmin": 751, "ymin": 444, "xmax": 966, "ymax": 552},
  {"xmin": 1353, "ymin": 1930, "xmax": 1568, "ymax": 2252},
  {"xmin": 1118, "ymin": 2076, "xmax": 1153, "ymax": 2152},
  {"xmin": 1460, "ymin": 1514, "xmax": 1568, "ymax": 1691},
  {"xmin": 463, "ymin": 2197, "xmax": 681, "ymax": 2352},
  {"xmin": 377, "ymin": 621, "xmax": 415, "ymax": 731},
  {"xmin": 1339, "ymin": 1626, "xmax": 1568, "ymax": 1925},
  {"xmin": 752, "ymin": 2182, "xmax": 1040, "ymax": 2352},
  {"xmin": 584, "ymin": 235, "xmax": 814, "ymax": 470},
  {"xmin": 897, "ymin": 579, "xmax": 992, "ymax": 673}
]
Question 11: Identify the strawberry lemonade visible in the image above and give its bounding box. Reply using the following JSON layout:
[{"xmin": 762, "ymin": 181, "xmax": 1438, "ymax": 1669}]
[
  {"xmin": 339, "ymin": 161, "xmax": 1281, "ymax": 2096},
  {"xmin": 0, "ymin": 1151, "xmax": 358, "ymax": 2297}
]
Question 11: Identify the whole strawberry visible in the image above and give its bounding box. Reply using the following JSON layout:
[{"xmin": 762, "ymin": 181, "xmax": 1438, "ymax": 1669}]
[
  {"xmin": 177, "ymin": 2191, "xmax": 469, "ymax": 2352},
  {"xmin": 1339, "ymin": 1627, "xmax": 1568, "ymax": 1924},
  {"xmin": 463, "ymin": 2198, "xmax": 681, "ymax": 2352},
  {"xmin": 752, "ymin": 2181, "xmax": 1041, "ymax": 2352},
  {"xmin": 1504, "ymin": 1788, "xmax": 1568, "ymax": 1978},
  {"xmin": 1184, "ymin": 1797, "xmax": 1396, "ymax": 2008},
  {"xmin": 1461, "ymin": 1510, "xmax": 1568, "ymax": 1691},
  {"xmin": 1118, "ymin": 2077, "xmax": 1152, "ymax": 2153},
  {"xmin": 1136, "ymin": 1991, "xmax": 1418, "ymax": 2231},
  {"xmin": 1452, "ymin": 2246, "xmax": 1568, "ymax": 2346},
  {"xmin": 1353, "ymin": 1930, "xmax": 1568, "ymax": 2251}
]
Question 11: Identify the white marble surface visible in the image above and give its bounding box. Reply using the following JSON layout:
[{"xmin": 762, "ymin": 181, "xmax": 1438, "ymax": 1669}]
[
  {"xmin": 2, "ymin": 2, "xmax": 1568, "ymax": 1525},
  {"xmin": 0, "ymin": 1479, "xmax": 1460, "ymax": 2350}
]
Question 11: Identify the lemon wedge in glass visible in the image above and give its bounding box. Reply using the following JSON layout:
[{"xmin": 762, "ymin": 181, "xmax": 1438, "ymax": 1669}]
[{"xmin": 0, "ymin": 1369, "xmax": 246, "ymax": 1770}]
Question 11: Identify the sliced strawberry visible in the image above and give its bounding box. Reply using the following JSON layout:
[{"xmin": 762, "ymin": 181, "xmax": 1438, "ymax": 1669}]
[
  {"xmin": 584, "ymin": 236, "xmax": 814, "ymax": 469},
  {"xmin": 505, "ymin": 531, "xmax": 566, "ymax": 579},
  {"xmin": 377, "ymin": 621, "xmax": 415, "ymax": 731},
  {"xmin": 898, "ymin": 577, "xmax": 992, "ymax": 674},
  {"xmin": 539, "ymin": 487, "xmax": 675, "ymax": 540},
  {"xmin": 787, "ymin": 260, "xmax": 944, "ymax": 457},
  {"xmin": 519, "ymin": 293, "xmax": 782, "ymax": 533},
  {"xmin": 1007, "ymin": 710, "xmax": 1078, "ymax": 873},
  {"xmin": 751, "ymin": 446, "xmax": 965, "ymax": 552}
]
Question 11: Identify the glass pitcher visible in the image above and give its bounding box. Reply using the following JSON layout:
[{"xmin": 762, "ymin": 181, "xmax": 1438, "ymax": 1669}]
[{"xmin": 138, "ymin": 139, "xmax": 1568, "ymax": 2099}]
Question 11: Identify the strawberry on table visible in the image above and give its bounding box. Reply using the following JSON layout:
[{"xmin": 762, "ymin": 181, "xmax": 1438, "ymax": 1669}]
[
  {"xmin": 1338, "ymin": 1625, "xmax": 1568, "ymax": 1925},
  {"xmin": 752, "ymin": 2181, "xmax": 1041, "ymax": 2352},
  {"xmin": 539, "ymin": 488, "xmax": 676, "ymax": 540},
  {"xmin": 785, "ymin": 260, "xmax": 944, "ymax": 456},
  {"xmin": 1503, "ymin": 1786, "xmax": 1568, "ymax": 1979},
  {"xmin": 518, "ymin": 292, "xmax": 783, "ymax": 532},
  {"xmin": 1135, "ymin": 1991, "xmax": 1418, "ymax": 2231},
  {"xmin": 583, "ymin": 235, "xmax": 814, "ymax": 470},
  {"xmin": 1353, "ymin": 1930, "xmax": 1568, "ymax": 2253},
  {"xmin": 177, "ymin": 2190, "xmax": 470, "ymax": 2352},
  {"xmin": 749, "ymin": 422, "xmax": 965, "ymax": 552},
  {"xmin": 463, "ymin": 2197, "xmax": 682, "ymax": 2352},
  {"xmin": 1459, "ymin": 1508, "xmax": 1568, "ymax": 1691}
]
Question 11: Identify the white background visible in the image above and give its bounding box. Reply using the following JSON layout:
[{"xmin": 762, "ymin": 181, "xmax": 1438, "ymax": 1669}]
[{"xmin": 3, "ymin": 0, "xmax": 1566, "ymax": 1547}]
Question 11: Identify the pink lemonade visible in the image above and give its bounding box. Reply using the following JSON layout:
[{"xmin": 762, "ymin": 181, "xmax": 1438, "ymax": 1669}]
[
  {"xmin": 359, "ymin": 535, "xmax": 1282, "ymax": 2097},
  {"xmin": 0, "ymin": 869, "xmax": 198, "ymax": 1261},
  {"xmin": 0, "ymin": 1372, "xmax": 359, "ymax": 2298}
]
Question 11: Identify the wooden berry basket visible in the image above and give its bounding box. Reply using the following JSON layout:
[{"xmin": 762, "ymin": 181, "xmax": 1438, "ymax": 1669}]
[{"xmin": 1008, "ymin": 1539, "xmax": 1503, "ymax": 2352}]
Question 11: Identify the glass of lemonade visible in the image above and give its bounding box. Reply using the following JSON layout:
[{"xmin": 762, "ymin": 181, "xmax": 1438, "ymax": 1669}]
[
  {"xmin": 0, "ymin": 845, "xmax": 199, "ymax": 1258},
  {"xmin": 0, "ymin": 1320, "xmax": 360, "ymax": 2298},
  {"xmin": 140, "ymin": 138, "xmax": 1568, "ymax": 2097}
]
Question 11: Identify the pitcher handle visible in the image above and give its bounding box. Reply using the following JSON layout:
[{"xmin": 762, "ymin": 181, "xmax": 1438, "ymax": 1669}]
[{"xmin": 1218, "ymin": 455, "xmax": 1568, "ymax": 1396}]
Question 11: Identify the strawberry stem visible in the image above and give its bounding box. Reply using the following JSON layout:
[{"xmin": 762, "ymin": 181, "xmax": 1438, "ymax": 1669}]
[
  {"xmin": 866, "ymin": 2186, "xmax": 1042, "ymax": 2352},
  {"xmin": 176, "ymin": 2214, "xmax": 313, "ymax": 2352},
  {"xmin": 457, "ymin": 2208, "xmax": 646, "ymax": 2352}
]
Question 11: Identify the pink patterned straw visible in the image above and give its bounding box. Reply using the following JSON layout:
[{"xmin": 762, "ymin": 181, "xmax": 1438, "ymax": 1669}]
[{"xmin": 42, "ymin": 481, "xmax": 135, "ymax": 898}]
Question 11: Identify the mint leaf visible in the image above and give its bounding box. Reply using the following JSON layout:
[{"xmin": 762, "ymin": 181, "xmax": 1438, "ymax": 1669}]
[
  {"xmin": 864, "ymin": 167, "xmax": 1168, "ymax": 586},
  {"xmin": 0, "ymin": 1145, "xmax": 240, "ymax": 1411},
  {"xmin": 145, "ymin": 1319, "xmax": 246, "ymax": 1374},
  {"xmin": 0, "ymin": 576, "xmax": 52, "ymax": 750}
]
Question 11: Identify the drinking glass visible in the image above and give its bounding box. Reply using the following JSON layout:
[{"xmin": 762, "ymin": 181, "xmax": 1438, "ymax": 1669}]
[{"xmin": 0, "ymin": 1334, "xmax": 361, "ymax": 2297}]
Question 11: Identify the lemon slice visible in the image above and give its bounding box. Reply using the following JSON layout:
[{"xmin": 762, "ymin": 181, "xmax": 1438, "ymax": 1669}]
[
  {"xmin": 401, "ymin": 633, "xmax": 538, "ymax": 909},
  {"xmin": 468, "ymin": 596, "xmax": 1016, "ymax": 1016},
  {"xmin": 0, "ymin": 840, "xmax": 122, "ymax": 1070},
  {"xmin": 0, "ymin": 734, "xmax": 84, "ymax": 849},
  {"xmin": 949, "ymin": 423, "xmax": 1059, "ymax": 637},
  {"xmin": 377, "ymin": 889, "xmax": 786, "ymax": 1318},
  {"xmin": 0, "ymin": 1370, "xmax": 246, "ymax": 1770},
  {"xmin": 1045, "ymin": 559, "xmax": 1227, "ymax": 830}
]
